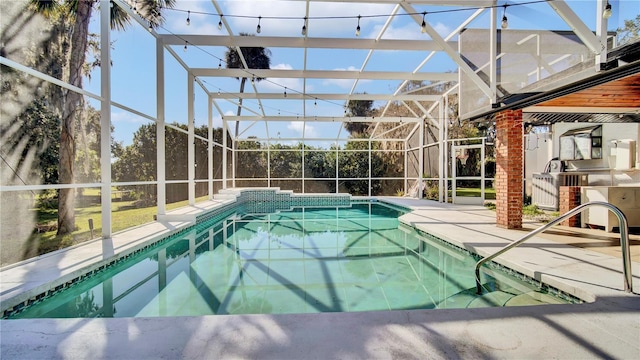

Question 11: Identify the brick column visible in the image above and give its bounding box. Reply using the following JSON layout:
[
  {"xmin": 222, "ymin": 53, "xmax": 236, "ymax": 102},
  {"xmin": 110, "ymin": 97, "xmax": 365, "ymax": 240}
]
[
  {"xmin": 559, "ymin": 186, "xmax": 581, "ymax": 227},
  {"xmin": 495, "ymin": 109, "xmax": 523, "ymax": 229}
]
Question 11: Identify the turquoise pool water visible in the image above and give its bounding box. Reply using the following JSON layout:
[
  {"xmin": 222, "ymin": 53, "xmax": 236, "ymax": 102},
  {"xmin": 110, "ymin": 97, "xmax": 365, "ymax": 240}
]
[{"xmin": 7, "ymin": 202, "xmax": 573, "ymax": 318}]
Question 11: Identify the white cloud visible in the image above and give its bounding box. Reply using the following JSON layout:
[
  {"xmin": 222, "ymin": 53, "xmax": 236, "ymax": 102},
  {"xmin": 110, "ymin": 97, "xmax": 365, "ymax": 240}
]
[
  {"xmin": 334, "ymin": 66, "xmax": 359, "ymax": 72},
  {"xmin": 322, "ymin": 78, "xmax": 355, "ymax": 89},
  {"xmin": 432, "ymin": 22, "xmax": 453, "ymax": 38},
  {"xmin": 287, "ymin": 121, "xmax": 318, "ymax": 138},
  {"xmin": 272, "ymin": 63, "xmax": 293, "ymax": 70},
  {"xmin": 111, "ymin": 111, "xmax": 146, "ymax": 123},
  {"xmin": 288, "ymin": 121, "xmax": 304, "ymax": 133},
  {"xmin": 209, "ymin": 115, "xmax": 221, "ymax": 128},
  {"xmin": 256, "ymin": 63, "xmax": 304, "ymax": 92},
  {"xmin": 321, "ymin": 66, "xmax": 371, "ymax": 88},
  {"xmin": 376, "ymin": 23, "xmax": 422, "ymax": 40},
  {"xmin": 376, "ymin": 22, "xmax": 452, "ymax": 41},
  {"xmin": 305, "ymin": 124, "xmax": 318, "ymax": 138}
]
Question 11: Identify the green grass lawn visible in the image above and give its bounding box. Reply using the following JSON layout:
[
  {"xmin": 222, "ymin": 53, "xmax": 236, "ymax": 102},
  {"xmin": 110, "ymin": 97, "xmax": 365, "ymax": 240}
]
[
  {"xmin": 31, "ymin": 194, "xmax": 209, "ymax": 256},
  {"xmin": 29, "ymin": 187, "xmax": 494, "ymax": 257},
  {"xmin": 451, "ymin": 187, "xmax": 496, "ymax": 200}
]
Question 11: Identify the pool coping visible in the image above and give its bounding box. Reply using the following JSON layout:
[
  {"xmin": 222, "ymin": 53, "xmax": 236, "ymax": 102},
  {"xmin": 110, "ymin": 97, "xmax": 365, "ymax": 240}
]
[
  {"xmin": 0, "ymin": 189, "xmax": 354, "ymax": 314},
  {"xmin": 1, "ymin": 191, "xmax": 637, "ymax": 311},
  {"xmin": 1, "ymin": 192, "xmax": 639, "ymax": 359},
  {"xmin": 386, "ymin": 198, "xmax": 640, "ymax": 302}
]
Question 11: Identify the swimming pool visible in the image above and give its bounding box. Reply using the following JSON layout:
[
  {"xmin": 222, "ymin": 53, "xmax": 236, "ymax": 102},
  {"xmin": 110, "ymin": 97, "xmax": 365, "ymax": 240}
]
[{"xmin": 5, "ymin": 200, "xmax": 576, "ymax": 319}]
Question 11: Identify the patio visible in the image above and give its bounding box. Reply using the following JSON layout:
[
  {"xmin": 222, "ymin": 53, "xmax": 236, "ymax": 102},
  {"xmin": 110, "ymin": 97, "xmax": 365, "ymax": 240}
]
[{"xmin": 1, "ymin": 198, "xmax": 639, "ymax": 359}]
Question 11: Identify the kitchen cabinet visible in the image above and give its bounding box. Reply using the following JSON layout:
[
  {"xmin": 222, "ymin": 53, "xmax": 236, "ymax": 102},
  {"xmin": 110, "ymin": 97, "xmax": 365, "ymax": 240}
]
[{"xmin": 581, "ymin": 186, "xmax": 640, "ymax": 232}]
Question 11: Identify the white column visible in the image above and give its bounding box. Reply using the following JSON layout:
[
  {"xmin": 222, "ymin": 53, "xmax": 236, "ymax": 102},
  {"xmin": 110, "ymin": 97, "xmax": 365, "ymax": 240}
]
[
  {"xmin": 481, "ymin": 138, "xmax": 486, "ymax": 202},
  {"xmin": 188, "ymin": 73, "xmax": 195, "ymax": 205},
  {"xmin": 368, "ymin": 139, "xmax": 372, "ymax": 196},
  {"xmin": 404, "ymin": 140, "xmax": 408, "ymax": 195},
  {"xmin": 418, "ymin": 117, "xmax": 424, "ymax": 199},
  {"xmin": 222, "ymin": 119, "xmax": 227, "ymax": 189},
  {"xmin": 335, "ymin": 146, "xmax": 339, "ymax": 193},
  {"xmin": 157, "ymin": 38, "xmax": 166, "ymax": 215},
  {"xmin": 208, "ymin": 95, "xmax": 213, "ymax": 198},
  {"xmin": 439, "ymin": 100, "xmax": 446, "ymax": 203},
  {"xmin": 100, "ymin": 0, "xmax": 112, "ymax": 239},
  {"xmin": 490, "ymin": 6, "xmax": 497, "ymax": 104},
  {"xmin": 595, "ymin": 0, "xmax": 609, "ymax": 70},
  {"xmin": 232, "ymin": 137, "xmax": 236, "ymax": 188}
]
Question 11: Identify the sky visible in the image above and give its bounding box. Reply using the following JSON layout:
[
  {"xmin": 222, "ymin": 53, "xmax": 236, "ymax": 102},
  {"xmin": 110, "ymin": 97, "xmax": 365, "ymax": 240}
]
[{"xmin": 82, "ymin": 0, "xmax": 640, "ymax": 147}]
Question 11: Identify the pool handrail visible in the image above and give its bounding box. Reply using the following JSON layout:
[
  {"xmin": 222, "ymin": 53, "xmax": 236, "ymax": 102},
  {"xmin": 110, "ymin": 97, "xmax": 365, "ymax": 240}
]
[{"xmin": 475, "ymin": 201, "xmax": 633, "ymax": 295}]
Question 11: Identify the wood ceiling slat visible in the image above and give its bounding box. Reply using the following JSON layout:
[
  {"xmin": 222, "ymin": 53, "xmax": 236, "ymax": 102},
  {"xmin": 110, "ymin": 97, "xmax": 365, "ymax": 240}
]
[{"xmin": 537, "ymin": 73, "xmax": 640, "ymax": 109}]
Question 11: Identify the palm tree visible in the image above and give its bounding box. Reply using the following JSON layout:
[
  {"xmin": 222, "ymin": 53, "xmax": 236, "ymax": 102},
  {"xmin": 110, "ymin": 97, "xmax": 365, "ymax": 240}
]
[
  {"xmin": 29, "ymin": 0, "xmax": 175, "ymax": 235},
  {"xmin": 224, "ymin": 33, "xmax": 271, "ymax": 138},
  {"xmin": 344, "ymin": 97, "xmax": 374, "ymax": 136}
]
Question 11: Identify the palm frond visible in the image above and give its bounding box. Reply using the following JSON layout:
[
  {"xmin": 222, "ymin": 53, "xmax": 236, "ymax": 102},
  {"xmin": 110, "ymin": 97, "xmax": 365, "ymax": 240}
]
[
  {"xmin": 29, "ymin": 0, "xmax": 60, "ymax": 16},
  {"xmin": 138, "ymin": 0, "xmax": 176, "ymax": 29},
  {"xmin": 224, "ymin": 33, "xmax": 271, "ymax": 81},
  {"xmin": 110, "ymin": 4, "xmax": 131, "ymax": 31}
]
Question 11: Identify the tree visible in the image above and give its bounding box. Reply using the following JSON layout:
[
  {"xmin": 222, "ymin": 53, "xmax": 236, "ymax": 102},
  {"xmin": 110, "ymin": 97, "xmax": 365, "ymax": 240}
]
[
  {"xmin": 344, "ymin": 96, "xmax": 374, "ymax": 135},
  {"xmin": 112, "ymin": 123, "xmax": 222, "ymax": 204},
  {"xmin": 75, "ymin": 105, "xmax": 101, "ymax": 184},
  {"xmin": 268, "ymin": 143, "xmax": 303, "ymax": 179},
  {"xmin": 29, "ymin": 0, "xmax": 175, "ymax": 235},
  {"xmin": 235, "ymin": 137, "xmax": 267, "ymax": 179},
  {"xmin": 0, "ymin": 96, "xmax": 60, "ymax": 186},
  {"xmin": 338, "ymin": 138, "xmax": 385, "ymax": 195},
  {"xmin": 224, "ymin": 33, "xmax": 271, "ymax": 138},
  {"xmin": 617, "ymin": 14, "xmax": 640, "ymax": 46}
]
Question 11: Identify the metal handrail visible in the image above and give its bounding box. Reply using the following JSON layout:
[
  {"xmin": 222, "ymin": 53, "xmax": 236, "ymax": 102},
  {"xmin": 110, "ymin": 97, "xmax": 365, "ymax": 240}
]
[{"xmin": 475, "ymin": 201, "xmax": 633, "ymax": 294}]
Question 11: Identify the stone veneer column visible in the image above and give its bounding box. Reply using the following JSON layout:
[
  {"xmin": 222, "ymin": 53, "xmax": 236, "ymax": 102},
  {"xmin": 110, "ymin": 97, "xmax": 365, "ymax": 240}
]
[
  {"xmin": 559, "ymin": 186, "xmax": 581, "ymax": 227},
  {"xmin": 495, "ymin": 109, "xmax": 523, "ymax": 229}
]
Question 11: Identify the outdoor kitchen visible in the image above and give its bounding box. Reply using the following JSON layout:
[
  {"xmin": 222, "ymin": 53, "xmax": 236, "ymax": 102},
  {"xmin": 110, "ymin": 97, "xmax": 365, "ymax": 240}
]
[{"xmin": 527, "ymin": 122, "xmax": 640, "ymax": 231}]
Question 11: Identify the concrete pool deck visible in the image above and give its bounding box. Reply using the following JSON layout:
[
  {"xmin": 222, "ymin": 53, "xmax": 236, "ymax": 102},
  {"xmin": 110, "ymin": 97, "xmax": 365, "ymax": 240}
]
[{"xmin": 1, "ymin": 197, "xmax": 639, "ymax": 359}]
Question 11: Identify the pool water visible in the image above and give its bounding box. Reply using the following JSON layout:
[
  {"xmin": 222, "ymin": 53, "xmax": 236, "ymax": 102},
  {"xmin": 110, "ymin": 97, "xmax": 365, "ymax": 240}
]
[{"xmin": 7, "ymin": 202, "xmax": 573, "ymax": 318}]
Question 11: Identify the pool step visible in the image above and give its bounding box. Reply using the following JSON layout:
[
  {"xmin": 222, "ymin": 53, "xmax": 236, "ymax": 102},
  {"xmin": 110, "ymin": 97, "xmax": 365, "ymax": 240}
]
[
  {"xmin": 466, "ymin": 290, "xmax": 515, "ymax": 308},
  {"xmin": 438, "ymin": 285, "xmax": 566, "ymax": 309},
  {"xmin": 505, "ymin": 291, "xmax": 567, "ymax": 306},
  {"xmin": 437, "ymin": 290, "xmax": 477, "ymax": 309}
]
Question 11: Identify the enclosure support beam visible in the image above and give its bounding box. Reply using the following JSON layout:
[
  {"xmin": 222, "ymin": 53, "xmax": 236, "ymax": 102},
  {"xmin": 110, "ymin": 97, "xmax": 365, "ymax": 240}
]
[
  {"xmin": 267, "ymin": 146, "xmax": 271, "ymax": 188},
  {"xmin": 419, "ymin": 116, "xmax": 424, "ymax": 199},
  {"xmin": 400, "ymin": 3, "xmax": 493, "ymax": 99},
  {"xmin": 208, "ymin": 95, "xmax": 213, "ymax": 198},
  {"xmin": 335, "ymin": 146, "xmax": 339, "ymax": 194},
  {"xmin": 368, "ymin": 140, "xmax": 372, "ymax": 197},
  {"xmin": 547, "ymin": 0, "xmax": 605, "ymax": 55},
  {"xmin": 490, "ymin": 6, "xmax": 497, "ymax": 103},
  {"xmin": 439, "ymin": 99, "xmax": 446, "ymax": 203},
  {"xmin": 157, "ymin": 38, "xmax": 166, "ymax": 215},
  {"xmin": 188, "ymin": 73, "xmax": 195, "ymax": 206},
  {"xmin": 595, "ymin": 0, "xmax": 609, "ymax": 70},
  {"xmin": 100, "ymin": 0, "xmax": 112, "ymax": 242},
  {"xmin": 404, "ymin": 139, "xmax": 408, "ymax": 196},
  {"xmin": 222, "ymin": 119, "xmax": 228, "ymax": 189},
  {"xmin": 232, "ymin": 138, "xmax": 236, "ymax": 188}
]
